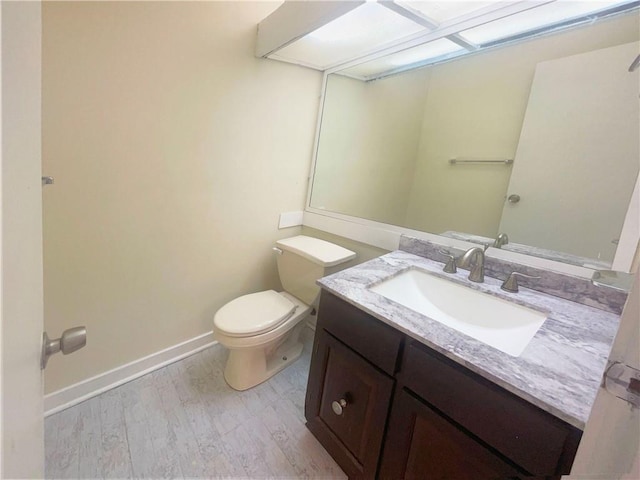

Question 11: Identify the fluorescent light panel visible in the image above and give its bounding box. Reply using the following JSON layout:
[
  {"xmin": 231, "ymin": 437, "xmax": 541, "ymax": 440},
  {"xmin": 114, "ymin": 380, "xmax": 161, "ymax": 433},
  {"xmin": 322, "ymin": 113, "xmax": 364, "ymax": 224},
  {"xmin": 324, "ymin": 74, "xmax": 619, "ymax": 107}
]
[
  {"xmin": 273, "ymin": 2, "xmax": 426, "ymax": 70},
  {"xmin": 389, "ymin": 38, "xmax": 464, "ymax": 65},
  {"xmin": 398, "ymin": 1, "xmax": 503, "ymax": 23},
  {"xmin": 341, "ymin": 37, "xmax": 464, "ymax": 77},
  {"xmin": 266, "ymin": 0, "xmax": 638, "ymax": 75},
  {"xmin": 459, "ymin": 1, "xmax": 632, "ymax": 44}
]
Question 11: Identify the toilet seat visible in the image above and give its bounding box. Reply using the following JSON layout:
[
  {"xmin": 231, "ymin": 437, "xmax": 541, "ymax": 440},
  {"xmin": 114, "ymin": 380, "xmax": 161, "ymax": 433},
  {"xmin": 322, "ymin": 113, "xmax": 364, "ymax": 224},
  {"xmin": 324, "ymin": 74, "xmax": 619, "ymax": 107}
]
[{"xmin": 213, "ymin": 290, "xmax": 297, "ymax": 337}]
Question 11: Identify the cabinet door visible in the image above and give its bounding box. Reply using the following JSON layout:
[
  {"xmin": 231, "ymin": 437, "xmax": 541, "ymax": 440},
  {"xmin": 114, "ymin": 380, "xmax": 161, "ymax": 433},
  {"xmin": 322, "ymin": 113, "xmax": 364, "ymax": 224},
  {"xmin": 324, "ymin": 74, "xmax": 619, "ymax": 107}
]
[
  {"xmin": 305, "ymin": 330, "xmax": 394, "ymax": 479},
  {"xmin": 379, "ymin": 388, "xmax": 524, "ymax": 480},
  {"xmin": 400, "ymin": 341, "xmax": 581, "ymax": 475}
]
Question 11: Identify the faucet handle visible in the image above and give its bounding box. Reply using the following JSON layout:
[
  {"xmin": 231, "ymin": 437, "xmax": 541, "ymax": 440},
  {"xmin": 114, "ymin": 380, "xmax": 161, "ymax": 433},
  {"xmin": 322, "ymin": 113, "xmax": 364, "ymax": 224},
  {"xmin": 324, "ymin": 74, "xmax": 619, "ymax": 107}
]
[
  {"xmin": 438, "ymin": 249, "xmax": 457, "ymax": 274},
  {"xmin": 501, "ymin": 272, "xmax": 541, "ymax": 293},
  {"xmin": 493, "ymin": 233, "xmax": 509, "ymax": 248}
]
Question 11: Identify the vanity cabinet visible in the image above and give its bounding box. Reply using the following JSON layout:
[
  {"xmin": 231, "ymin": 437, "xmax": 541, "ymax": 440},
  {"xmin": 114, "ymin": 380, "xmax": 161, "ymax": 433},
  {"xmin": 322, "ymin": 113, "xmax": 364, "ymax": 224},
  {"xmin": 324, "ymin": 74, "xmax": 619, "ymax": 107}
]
[
  {"xmin": 305, "ymin": 291, "xmax": 402, "ymax": 478},
  {"xmin": 380, "ymin": 341, "xmax": 582, "ymax": 479},
  {"xmin": 305, "ymin": 291, "xmax": 582, "ymax": 480}
]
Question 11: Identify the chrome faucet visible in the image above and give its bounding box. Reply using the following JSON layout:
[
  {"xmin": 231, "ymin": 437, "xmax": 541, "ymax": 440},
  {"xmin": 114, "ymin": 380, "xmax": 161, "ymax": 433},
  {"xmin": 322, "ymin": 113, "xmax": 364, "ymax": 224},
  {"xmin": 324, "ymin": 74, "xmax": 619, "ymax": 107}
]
[
  {"xmin": 457, "ymin": 247, "xmax": 485, "ymax": 283},
  {"xmin": 492, "ymin": 233, "xmax": 509, "ymax": 248}
]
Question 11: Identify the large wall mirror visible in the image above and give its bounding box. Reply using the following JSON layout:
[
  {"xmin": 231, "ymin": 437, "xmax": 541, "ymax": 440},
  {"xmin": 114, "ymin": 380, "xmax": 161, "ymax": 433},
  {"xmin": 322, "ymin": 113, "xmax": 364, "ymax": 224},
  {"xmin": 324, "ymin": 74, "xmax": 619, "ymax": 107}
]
[{"xmin": 308, "ymin": 12, "xmax": 639, "ymax": 270}]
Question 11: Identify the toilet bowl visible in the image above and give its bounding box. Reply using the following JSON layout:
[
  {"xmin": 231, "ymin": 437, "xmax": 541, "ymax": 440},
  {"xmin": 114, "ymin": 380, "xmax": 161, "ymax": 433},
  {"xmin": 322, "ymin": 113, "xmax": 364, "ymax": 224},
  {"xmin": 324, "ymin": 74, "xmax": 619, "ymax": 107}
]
[
  {"xmin": 213, "ymin": 235, "xmax": 355, "ymax": 391},
  {"xmin": 214, "ymin": 291, "xmax": 311, "ymax": 391}
]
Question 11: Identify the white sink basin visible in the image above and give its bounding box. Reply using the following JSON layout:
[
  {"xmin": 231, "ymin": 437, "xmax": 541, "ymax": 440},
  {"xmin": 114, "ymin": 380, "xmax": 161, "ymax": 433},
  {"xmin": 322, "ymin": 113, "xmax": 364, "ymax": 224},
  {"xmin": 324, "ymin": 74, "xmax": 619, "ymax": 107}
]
[{"xmin": 369, "ymin": 269, "xmax": 547, "ymax": 356}]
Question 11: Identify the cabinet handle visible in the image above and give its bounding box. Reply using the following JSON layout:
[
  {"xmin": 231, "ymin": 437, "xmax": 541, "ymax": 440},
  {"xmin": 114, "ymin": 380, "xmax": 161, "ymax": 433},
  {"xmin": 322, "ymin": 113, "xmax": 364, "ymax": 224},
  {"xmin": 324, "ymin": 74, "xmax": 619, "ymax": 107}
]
[{"xmin": 331, "ymin": 398, "xmax": 348, "ymax": 416}]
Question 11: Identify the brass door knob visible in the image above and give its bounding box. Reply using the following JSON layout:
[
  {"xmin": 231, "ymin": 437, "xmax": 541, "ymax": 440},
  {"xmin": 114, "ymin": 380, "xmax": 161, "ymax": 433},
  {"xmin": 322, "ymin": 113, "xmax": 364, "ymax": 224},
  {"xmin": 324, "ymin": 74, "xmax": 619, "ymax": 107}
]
[{"xmin": 331, "ymin": 398, "xmax": 348, "ymax": 415}]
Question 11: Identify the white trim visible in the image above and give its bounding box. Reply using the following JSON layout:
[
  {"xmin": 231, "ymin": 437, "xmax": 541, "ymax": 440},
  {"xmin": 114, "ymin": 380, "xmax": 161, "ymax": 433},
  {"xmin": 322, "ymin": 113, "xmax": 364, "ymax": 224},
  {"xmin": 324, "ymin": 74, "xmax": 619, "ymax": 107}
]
[
  {"xmin": 305, "ymin": 71, "xmax": 329, "ymax": 211},
  {"xmin": 0, "ymin": 2, "xmax": 5, "ymax": 473},
  {"xmin": 44, "ymin": 332, "xmax": 216, "ymax": 417},
  {"xmin": 613, "ymin": 175, "xmax": 640, "ymax": 272},
  {"xmin": 264, "ymin": 53, "xmax": 330, "ymax": 72}
]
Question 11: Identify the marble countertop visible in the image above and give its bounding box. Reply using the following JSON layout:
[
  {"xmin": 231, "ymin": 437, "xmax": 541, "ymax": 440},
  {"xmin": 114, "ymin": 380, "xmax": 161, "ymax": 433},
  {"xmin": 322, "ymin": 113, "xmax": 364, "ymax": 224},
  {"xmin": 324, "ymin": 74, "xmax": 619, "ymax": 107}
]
[
  {"xmin": 317, "ymin": 250, "xmax": 621, "ymax": 430},
  {"xmin": 440, "ymin": 231, "xmax": 611, "ymax": 269}
]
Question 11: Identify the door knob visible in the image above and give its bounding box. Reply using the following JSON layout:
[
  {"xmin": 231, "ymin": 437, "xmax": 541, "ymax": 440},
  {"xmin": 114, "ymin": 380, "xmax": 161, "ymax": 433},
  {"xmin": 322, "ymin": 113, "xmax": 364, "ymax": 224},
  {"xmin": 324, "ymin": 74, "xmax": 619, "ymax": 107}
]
[
  {"xmin": 507, "ymin": 194, "xmax": 521, "ymax": 204},
  {"xmin": 41, "ymin": 326, "xmax": 87, "ymax": 369}
]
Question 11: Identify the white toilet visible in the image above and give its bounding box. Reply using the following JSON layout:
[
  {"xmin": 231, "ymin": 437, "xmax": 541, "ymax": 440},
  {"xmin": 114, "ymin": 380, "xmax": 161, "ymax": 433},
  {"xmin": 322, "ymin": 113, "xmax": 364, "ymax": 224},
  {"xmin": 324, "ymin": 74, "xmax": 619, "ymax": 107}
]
[{"xmin": 213, "ymin": 235, "xmax": 356, "ymax": 391}]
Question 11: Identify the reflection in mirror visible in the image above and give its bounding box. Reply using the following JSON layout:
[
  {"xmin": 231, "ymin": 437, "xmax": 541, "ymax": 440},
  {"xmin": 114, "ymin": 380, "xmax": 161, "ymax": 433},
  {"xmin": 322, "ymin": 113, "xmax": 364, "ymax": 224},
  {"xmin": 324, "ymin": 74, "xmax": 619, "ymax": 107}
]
[{"xmin": 309, "ymin": 13, "xmax": 639, "ymax": 269}]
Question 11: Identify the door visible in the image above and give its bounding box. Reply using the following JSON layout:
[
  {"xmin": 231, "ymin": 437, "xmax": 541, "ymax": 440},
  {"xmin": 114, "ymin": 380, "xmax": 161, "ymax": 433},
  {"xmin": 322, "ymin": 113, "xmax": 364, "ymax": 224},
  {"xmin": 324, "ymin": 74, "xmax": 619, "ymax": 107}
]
[
  {"xmin": 570, "ymin": 271, "xmax": 640, "ymax": 478},
  {"xmin": 1, "ymin": 1, "xmax": 45, "ymax": 478},
  {"xmin": 499, "ymin": 42, "xmax": 639, "ymax": 263}
]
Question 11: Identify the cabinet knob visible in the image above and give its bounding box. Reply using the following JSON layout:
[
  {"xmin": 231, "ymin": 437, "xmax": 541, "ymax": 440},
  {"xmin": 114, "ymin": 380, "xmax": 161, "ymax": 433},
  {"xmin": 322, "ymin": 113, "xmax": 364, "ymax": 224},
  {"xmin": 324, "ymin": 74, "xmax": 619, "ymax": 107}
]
[{"xmin": 331, "ymin": 398, "xmax": 348, "ymax": 415}]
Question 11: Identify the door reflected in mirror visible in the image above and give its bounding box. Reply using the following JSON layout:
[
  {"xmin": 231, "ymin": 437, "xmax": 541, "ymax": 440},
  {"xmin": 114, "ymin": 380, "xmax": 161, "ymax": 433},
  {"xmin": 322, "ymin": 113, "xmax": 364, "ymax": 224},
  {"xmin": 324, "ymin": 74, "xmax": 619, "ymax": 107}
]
[{"xmin": 309, "ymin": 13, "xmax": 639, "ymax": 269}]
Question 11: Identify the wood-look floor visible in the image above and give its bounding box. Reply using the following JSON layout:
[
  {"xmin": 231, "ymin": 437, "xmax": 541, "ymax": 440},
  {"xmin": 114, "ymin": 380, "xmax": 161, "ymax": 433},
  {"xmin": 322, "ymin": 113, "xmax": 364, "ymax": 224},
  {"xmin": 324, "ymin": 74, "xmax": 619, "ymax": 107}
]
[{"xmin": 45, "ymin": 330, "xmax": 346, "ymax": 479}]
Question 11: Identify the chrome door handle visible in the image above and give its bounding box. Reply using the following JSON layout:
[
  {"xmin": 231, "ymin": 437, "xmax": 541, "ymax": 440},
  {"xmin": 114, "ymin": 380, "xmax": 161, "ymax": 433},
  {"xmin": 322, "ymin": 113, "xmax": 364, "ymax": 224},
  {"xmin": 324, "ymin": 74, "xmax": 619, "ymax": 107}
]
[
  {"xmin": 41, "ymin": 326, "xmax": 87, "ymax": 369},
  {"xmin": 507, "ymin": 194, "xmax": 521, "ymax": 204}
]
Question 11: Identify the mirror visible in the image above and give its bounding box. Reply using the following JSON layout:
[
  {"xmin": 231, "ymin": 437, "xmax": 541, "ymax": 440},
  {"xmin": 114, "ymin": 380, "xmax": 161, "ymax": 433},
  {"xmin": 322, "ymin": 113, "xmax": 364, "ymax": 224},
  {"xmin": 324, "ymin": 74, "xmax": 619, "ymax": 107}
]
[{"xmin": 309, "ymin": 13, "xmax": 639, "ymax": 270}]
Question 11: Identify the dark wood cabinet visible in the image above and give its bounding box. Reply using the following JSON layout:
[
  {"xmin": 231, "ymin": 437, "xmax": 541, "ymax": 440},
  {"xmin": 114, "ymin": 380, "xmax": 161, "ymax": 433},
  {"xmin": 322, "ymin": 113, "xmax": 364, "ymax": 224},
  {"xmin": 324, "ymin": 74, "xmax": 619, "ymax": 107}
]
[
  {"xmin": 305, "ymin": 328, "xmax": 394, "ymax": 478},
  {"xmin": 305, "ymin": 291, "xmax": 582, "ymax": 480},
  {"xmin": 379, "ymin": 388, "xmax": 523, "ymax": 480},
  {"xmin": 395, "ymin": 342, "xmax": 582, "ymax": 477}
]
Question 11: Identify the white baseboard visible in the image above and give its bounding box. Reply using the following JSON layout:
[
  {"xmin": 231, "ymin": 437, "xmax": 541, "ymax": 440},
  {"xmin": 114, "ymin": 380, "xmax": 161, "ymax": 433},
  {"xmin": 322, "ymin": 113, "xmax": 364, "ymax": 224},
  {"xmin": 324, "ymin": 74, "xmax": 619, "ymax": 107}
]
[{"xmin": 44, "ymin": 332, "xmax": 217, "ymax": 417}]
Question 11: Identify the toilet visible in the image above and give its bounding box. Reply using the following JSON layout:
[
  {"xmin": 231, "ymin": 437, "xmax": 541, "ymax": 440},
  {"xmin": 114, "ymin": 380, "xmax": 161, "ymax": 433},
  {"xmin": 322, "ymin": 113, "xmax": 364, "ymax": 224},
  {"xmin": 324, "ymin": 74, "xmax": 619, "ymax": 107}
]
[{"xmin": 213, "ymin": 235, "xmax": 356, "ymax": 391}]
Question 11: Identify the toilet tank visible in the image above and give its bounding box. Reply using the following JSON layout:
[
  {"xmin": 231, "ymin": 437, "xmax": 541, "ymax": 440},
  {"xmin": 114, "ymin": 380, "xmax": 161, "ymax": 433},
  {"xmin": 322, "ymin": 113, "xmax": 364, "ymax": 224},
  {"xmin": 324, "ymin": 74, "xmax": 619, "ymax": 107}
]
[{"xmin": 275, "ymin": 235, "xmax": 356, "ymax": 306}]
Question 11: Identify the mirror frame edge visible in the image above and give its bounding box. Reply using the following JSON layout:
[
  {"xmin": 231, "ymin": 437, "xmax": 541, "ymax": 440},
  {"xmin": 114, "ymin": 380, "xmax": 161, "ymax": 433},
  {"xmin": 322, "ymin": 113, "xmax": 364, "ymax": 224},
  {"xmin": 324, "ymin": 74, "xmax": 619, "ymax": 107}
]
[{"xmin": 612, "ymin": 175, "xmax": 640, "ymax": 272}]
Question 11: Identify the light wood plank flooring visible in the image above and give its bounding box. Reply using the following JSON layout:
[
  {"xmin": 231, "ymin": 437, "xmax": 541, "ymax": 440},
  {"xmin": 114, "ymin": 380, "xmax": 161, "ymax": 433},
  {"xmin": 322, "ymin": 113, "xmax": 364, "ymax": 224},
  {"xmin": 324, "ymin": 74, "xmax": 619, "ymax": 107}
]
[{"xmin": 45, "ymin": 330, "xmax": 346, "ymax": 479}]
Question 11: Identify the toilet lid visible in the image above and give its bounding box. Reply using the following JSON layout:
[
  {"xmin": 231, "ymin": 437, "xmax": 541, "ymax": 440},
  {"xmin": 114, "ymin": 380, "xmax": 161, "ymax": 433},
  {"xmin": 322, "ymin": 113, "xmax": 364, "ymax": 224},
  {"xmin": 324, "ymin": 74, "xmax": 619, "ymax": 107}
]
[{"xmin": 213, "ymin": 290, "xmax": 297, "ymax": 337}]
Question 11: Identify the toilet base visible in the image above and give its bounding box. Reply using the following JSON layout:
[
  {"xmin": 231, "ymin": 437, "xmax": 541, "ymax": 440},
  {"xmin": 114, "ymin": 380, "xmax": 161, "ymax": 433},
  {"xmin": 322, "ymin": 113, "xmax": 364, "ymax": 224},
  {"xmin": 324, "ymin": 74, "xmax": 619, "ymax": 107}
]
[{"xmin": 223, "ymin": 322, "xmax": 305, "ymax": 391}]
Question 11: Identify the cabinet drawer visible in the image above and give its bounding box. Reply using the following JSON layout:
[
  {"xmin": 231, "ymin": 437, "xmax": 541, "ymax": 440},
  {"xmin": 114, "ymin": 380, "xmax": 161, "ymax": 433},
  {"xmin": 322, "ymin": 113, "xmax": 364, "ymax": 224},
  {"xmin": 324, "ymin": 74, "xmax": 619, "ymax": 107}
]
[
  {"xmin": 305, "ymin": 330, "xmax": 394, "ymax": 479},
  {"xmin": 401, "ymin": 342, "xmax": 581, "ymax": 475},
  {"xmin": 318, "ymin": 291, "xmax": 403, "ymax": 376}
]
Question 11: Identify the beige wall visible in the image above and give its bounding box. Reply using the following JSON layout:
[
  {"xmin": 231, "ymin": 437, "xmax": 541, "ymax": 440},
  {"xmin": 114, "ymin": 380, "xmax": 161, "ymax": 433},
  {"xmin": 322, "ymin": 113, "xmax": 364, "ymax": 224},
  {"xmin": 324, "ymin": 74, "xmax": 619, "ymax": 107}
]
[
  {"xmin": 404, "ymin": 14, "xmax": 640, "ymax": 236},
  {"xmin": 42, "ymin": 2, "xmax": 321, "ymax": 393},
  {"xmin": 311, "ymin": 71, "xmax": 429, "ymax": 225}
]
